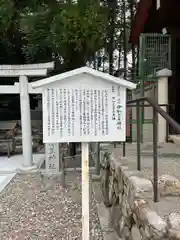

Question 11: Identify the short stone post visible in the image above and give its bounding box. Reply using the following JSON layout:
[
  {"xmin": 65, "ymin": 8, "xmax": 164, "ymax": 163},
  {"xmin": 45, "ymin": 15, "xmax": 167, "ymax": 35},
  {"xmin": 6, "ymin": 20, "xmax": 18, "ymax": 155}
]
[{"xmin": 156, "ymin": 69, "xmax": 172, "ymax": 143}]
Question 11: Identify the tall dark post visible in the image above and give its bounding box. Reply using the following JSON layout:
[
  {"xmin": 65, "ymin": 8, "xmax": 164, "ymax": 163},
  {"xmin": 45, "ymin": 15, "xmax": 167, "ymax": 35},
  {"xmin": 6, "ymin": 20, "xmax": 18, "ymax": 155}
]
[
  {"xmin": 118, "ymin": 41, "xmax": 121, "ymax": 70},
  {"xmin": 70, "ymin": 142, "xmax": 76, "ymax": 157},
  {"xmin": 130, "ymin": 0, "xmax": 136, "ymax": 81},
  {"xmin": 122, "ymin": 0, "xmax": 127, "ymax": 79},
  {"xmin": 107, "ymin": 0, "xmax": 117, "ymax": 75}
]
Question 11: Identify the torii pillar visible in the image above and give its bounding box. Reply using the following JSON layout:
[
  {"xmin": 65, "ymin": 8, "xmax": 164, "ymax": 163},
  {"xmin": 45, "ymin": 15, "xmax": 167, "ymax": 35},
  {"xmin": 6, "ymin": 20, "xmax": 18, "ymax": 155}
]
[{"xmin": 0, "ymin": 62, "xmax": 54, "ymax": 167}]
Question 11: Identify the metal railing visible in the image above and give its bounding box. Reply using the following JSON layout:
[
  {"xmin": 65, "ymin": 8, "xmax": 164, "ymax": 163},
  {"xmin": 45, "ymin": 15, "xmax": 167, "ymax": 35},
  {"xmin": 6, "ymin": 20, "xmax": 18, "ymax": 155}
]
[
  {"xmin": 126, "ymin": 103, "xmax": 173, "ymax": 145},
  {"xmin": 124, "ymin": 97, "xmax": 180, "ymax": 202}
]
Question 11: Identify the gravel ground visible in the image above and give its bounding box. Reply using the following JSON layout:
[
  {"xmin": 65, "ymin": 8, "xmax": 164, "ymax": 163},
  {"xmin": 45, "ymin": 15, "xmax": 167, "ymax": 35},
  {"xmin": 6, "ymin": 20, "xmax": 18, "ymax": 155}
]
[{"xmin": 0, "ymin": 173, "xmax": 103, "ymax": 240}]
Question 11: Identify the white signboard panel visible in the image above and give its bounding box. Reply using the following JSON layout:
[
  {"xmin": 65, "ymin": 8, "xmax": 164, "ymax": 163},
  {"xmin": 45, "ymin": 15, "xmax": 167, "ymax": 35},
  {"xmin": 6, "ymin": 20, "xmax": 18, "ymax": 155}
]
[
  {"xmin": 42, "ymin": 76, "xmax": 126, "ymax": 143},
  {"xmin": 45, "ymin": 143, "xmax": 59, "ymax": 172}
]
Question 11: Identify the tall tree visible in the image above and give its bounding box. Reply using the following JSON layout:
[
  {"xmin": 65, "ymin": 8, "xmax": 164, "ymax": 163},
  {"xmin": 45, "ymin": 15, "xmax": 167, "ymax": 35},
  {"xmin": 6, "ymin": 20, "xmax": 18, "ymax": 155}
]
[
  {"xmin": 0, "ymin": 0, "xmax": 108, "ymax": 70},
  {"xmin": 107, "ymin": 0, "xmax": 117, "ymax": 75},
  {"xmin": 21, "ymin": 0, "xmax": 108, "ymax": 71},
  {"xmin": 0, "ymin": 0, "xmax": 109, "ymax": 154}
]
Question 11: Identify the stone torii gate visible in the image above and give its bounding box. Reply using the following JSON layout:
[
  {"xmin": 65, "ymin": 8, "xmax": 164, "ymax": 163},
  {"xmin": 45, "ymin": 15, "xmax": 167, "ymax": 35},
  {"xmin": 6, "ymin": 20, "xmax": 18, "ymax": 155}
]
[{"xmin": 0, "ymin": 62, "xmax": 54, "ymax": 167}]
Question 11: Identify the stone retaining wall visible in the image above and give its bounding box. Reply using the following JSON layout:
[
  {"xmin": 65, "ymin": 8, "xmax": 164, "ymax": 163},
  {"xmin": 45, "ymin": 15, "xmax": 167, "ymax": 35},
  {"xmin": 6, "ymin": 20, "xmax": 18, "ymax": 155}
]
[{"xmin": 109, "ymin": 154, "xmax": 180, "ymax": 240}]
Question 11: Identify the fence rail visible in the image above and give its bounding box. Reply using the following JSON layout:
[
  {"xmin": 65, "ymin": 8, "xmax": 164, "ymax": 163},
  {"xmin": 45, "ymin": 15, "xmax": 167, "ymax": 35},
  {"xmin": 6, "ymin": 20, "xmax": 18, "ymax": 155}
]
[
  {"xmin": 125, "ymin": 97, "xmax": 180, "ymax": 202},
  {"xmin": 126, "ymin": 103, "xmax": 173, "ymax": 143}
]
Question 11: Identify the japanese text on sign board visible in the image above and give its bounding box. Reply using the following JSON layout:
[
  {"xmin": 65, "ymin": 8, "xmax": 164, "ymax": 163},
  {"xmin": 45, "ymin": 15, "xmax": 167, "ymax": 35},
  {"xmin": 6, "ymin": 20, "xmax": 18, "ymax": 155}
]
[{"xmin": 44, "ymin": 85, "xmax": 125, "ymax": 142}]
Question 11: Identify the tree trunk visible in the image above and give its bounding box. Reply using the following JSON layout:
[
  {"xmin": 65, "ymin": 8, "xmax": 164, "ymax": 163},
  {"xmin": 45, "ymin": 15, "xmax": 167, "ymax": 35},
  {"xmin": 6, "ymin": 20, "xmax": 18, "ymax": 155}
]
[
  {"xmin": 122, "ymin": 0, "xmax": 127, "ymax": 79},
  {"xmin": 107, "ymin": 0, "xmax": 117, "ymax": 75}
]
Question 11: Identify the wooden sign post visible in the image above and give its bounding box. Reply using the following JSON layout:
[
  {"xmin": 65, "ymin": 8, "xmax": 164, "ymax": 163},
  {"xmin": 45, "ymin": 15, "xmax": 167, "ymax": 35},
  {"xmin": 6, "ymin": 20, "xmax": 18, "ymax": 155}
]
[
  {"xmin": 82, "ymin": 142, "xmax": 89, "ymax": 239},
  {"xmin": 31, "ymin": 66, "xmax": 136, "ymax": 239}
]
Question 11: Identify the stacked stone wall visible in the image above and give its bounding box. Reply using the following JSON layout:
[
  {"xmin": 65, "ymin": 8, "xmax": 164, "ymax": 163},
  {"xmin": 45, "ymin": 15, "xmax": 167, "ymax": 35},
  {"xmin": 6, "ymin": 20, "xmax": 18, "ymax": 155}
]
[{"xmin": 109, "ymin": 154, "xmax": 180, "ymax": 240}]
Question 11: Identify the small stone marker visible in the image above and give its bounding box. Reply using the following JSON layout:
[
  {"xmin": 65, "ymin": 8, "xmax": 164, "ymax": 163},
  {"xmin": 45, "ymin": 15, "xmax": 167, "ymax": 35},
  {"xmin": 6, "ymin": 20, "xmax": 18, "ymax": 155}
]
[{"xmin": 45, "ymin": 143, "xmax": 59, "ymax": 172}]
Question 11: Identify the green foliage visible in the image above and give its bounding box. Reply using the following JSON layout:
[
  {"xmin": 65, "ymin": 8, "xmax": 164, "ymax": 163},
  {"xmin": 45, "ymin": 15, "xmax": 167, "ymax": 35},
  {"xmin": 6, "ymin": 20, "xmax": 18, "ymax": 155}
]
[
  {"xmin": 53, "ymin": 4, "xmax": 107, "ymax": 50},
  {"xmin": 0, "ymin": 0, "xmax": 136, "ymax": 72},
  {"xmin": 0, "ymin": 0, "xmax": 15, "ymax": 55},
  {"xmin": 0, "ymin": 0, "xmax": 108, "ymax": 68},
  {"xmin": 21, "ymin": 1, "xmax": 108, "ymax": 66},
  {"xmin": 0, "ymin": 0, "xmax": 14, "ymax": 33},
  {"xmin": 21, "ymin": 5, "xmax": 52, "ymax": 62}
]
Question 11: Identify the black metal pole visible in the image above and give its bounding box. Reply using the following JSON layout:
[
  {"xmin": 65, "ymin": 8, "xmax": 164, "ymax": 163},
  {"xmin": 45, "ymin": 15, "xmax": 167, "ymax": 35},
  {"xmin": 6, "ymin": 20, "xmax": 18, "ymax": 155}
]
[
  {"xmin": 136, "ymin": 102, "xmax": 141, "ymax": 170},
  {"xmin": 60, "ymin": 153, "xmax": 66, "ymax": 188},
  {"xmin": 123, "ymin": 142, "xmax": 126, "ymax": 156},
  {"xmin": 95, "ymin": 143, "xmax": 100, "ymax": 175},
  {"xmin": 70, "ymin": 142, "xmax": 76, "ymax": 157},
  {"xmin": 166, "ymin": 105, "xmax": 169, "ymax": 142},
  {"xmin": 153, "ymin": 107, "xmax": 158, "ymax": 202}
]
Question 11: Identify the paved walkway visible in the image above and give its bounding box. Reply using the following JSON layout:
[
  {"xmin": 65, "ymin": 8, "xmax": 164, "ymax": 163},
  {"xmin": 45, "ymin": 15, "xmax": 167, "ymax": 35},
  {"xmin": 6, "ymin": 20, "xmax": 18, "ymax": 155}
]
[
  {"xmin": 0, "ymin": 154, "xmax": 44, "ymax": 193},
  {"xmin": 106, "ymin": 142, "xmax": 180, "ymax": 179}
]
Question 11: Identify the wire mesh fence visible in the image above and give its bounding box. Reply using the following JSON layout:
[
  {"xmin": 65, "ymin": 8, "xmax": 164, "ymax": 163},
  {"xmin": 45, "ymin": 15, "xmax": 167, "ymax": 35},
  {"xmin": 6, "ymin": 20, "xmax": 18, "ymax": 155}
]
[{"xmin": 139, "ymin": 33, "xmax": 171, "ymax": 77}]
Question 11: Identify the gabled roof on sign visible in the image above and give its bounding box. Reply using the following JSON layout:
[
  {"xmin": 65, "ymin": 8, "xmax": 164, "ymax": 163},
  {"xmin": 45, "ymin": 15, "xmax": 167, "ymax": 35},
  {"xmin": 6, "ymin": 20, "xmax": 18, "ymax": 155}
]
[{"xmin": 31, "ymin": 66, "xmax": 136, "ymax": 90}]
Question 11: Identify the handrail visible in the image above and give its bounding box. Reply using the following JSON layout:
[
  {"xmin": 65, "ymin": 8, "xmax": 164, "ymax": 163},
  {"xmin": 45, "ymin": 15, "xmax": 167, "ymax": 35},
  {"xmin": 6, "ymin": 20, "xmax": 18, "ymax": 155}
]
[
  {"xmin": 127, "ymin": 97, "xmax": 180, "ymax": 133},
  {"xmin": 125, "ymin": 97, "xmax": 180, "ymax": 202}
]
